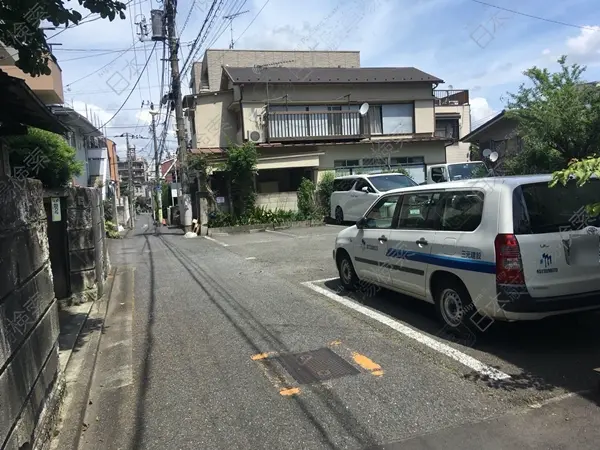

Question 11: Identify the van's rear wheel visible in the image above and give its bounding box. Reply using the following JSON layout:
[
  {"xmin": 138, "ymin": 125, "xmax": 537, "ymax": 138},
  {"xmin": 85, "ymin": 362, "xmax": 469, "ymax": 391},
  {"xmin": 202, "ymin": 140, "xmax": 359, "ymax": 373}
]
[
  {"xmin": 434, "ymin": 279, "xmax": 475, "ymax": 331},
  {"xmin": 335, "ymin": 206, "xmax": 344, "ymax": 225}
]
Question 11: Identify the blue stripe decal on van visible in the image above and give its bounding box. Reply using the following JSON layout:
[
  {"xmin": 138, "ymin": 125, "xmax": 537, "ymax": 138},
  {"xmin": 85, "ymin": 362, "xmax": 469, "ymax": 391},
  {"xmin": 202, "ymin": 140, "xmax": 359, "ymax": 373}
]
[{"xmin": 386, "ymin": 248, "xmax": 496, "ymax": 274}]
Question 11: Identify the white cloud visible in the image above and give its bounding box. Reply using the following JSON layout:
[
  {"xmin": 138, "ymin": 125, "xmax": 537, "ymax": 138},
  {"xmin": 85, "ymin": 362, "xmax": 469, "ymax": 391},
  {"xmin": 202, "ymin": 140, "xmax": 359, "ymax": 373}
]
[
  {"xmin": 470, "ymin": 97, "xmax": 498, "ymax": 127},
  {"xmin": 542, "ymin": 48, "xmax": 551, "ymax": 55},
  {"xmin": 566, "ymin": 26, "xmax": 600, "ymax": 62}
]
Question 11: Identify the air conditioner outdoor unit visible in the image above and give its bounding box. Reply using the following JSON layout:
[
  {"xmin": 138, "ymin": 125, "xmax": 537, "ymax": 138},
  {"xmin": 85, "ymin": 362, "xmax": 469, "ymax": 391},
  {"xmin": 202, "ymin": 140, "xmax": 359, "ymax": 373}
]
[{"xmin": 247, "ymin": 130, "xmax": 265, "ymax": 143}]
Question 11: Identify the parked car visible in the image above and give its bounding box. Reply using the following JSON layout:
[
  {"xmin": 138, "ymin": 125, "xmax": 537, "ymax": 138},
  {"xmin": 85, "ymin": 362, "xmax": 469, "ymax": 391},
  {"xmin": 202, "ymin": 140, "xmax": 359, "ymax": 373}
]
[
  {"xmin": 330, "ymin": 173, "xmax": 417, "ymax": 224},
  {"xmin": 333, "ymin": 174, "xmax": 600, "ymax": 330},
  {"xmin": 426, "ymin": 161, "xmax": 489, "ymax": 184}
]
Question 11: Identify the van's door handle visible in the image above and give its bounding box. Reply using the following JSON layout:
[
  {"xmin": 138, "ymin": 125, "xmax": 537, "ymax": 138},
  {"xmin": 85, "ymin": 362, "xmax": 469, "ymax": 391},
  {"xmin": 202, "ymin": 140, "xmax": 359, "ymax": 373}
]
[
  {"xmin": 416, "ymin": 238, "xmax": 428, "ymax": 245},
  {"xmin": 379, "ymin": 235, "xmax": 388, "ymax": 242}
]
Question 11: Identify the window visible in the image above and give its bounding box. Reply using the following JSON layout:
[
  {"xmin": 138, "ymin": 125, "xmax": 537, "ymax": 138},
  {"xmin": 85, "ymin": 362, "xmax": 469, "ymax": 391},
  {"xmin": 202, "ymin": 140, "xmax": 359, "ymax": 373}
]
[
  {"xmin": 397, "ymin": 193, "xmax": 437, "ymax": 229},
  {"xmin": 447, "ymin": 163, "xmax": 487, "ymax": 181},
  {"xmin": 368, "ymin": 174, "xmax": 416, "ymax": 192},
  {"xmin": 334, "ymin": 159, "xmax": 360, "ymax": 168},
  {"xmin": 333, "ymin": 178, "xmax": 356, "ymax": 192},
  {"xmin": 390, "ymin": 156, "xmax": 425, "ymax": 165},
  {"xmin": 364, "ymin": 195, "xmax": 401, "ymax": 229},
  {"xmin": 367, "ymin": 104, "xmax": 414, "ymax": 135},
  {"xmin": 513, "ymin": 180, "xmax": 600, "ymax": 234},
  {"xmin": 354, "ymin": 179, "xmax": 374, "ymax": 193},
  {"xmin": 437, "ymin": 191, "xmax": 484, "ymax": 232},
  {"xmin": 435, "ymin": 118, "xmax": 460, "ymax": 143},
  {"xmin": 431, "ymin": 167, "xmax": 448, "ymax": 183},
  {"xmin": 382, "ymin": 104, "xmax": 414, "ymax": 134}
]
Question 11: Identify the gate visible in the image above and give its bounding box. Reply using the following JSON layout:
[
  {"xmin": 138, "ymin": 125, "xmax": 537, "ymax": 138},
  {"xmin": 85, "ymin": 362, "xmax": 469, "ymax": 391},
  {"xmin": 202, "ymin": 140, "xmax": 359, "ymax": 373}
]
[{"xmin": 43, "ymin": 195, "xmax": 71, "ymax": 299}]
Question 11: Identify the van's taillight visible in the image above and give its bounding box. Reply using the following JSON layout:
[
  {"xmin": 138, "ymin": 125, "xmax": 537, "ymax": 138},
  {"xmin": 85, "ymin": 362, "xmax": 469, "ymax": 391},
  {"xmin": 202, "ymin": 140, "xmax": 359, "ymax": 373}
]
[{"xmin": 494, "ymin": 234, "xmax": 525, "ymax": 285}]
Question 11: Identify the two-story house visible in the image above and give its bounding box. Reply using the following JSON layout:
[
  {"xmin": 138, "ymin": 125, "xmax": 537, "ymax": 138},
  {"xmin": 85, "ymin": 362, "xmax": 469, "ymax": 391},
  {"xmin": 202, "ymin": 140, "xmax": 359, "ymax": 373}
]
[
  {"xmin": 185, "ymin": 63, "xmax": 451, "ymax": 211},
  {"xmin": 434, "ymin": 89, "xmax": 472, "ymax": 163}
]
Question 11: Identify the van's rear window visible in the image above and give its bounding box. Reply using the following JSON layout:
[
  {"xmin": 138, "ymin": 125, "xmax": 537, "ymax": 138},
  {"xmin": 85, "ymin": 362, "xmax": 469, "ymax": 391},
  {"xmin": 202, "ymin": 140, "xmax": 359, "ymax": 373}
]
[{"xmin": 513, "ymin": 180, "xmax": 600, "ymax": 234}]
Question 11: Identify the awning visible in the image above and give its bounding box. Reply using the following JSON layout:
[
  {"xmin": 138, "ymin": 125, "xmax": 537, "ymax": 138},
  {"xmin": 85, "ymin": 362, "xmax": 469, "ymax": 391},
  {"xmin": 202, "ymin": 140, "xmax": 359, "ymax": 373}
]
[
  {"xmin": 435, "ymin": 112, "xmax": 461, "ymax": 119},
  {"xmin": 257, "ymin": 152, "xmax": 323, "ymax": 170},
  {"xmin": 0, "ymin": 69, "xmax": 67, "ymax": 134}
]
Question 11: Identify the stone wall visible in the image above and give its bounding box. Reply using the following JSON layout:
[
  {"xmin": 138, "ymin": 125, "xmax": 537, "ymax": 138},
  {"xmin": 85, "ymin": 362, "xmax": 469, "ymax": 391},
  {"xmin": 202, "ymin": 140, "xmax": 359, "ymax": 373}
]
[
  {"xmin": 0, "ymin": 178, "xmax": 61, "ymax": 450},
  {"xmin": 66, "ymin": 187, "xmax": 108, "ymax": 305}
]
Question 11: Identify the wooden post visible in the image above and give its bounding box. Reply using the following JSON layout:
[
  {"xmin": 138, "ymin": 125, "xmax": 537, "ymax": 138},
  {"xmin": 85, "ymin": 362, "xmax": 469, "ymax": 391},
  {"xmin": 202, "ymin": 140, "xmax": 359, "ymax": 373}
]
[{"xmin": 0, "ymin": 141, "xmax": 10, "ymax": 178}]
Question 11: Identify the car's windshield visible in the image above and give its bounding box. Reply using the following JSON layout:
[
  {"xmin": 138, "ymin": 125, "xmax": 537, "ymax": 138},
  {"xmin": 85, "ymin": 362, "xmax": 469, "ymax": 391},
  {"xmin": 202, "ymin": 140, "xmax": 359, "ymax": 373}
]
[
  {"xmin": 447, "ymin": 162, "xmax": 487, "ymax": 181},
  {"xmin": 368, "ymin": 174, "xmax": 416, "ymax": 192}
]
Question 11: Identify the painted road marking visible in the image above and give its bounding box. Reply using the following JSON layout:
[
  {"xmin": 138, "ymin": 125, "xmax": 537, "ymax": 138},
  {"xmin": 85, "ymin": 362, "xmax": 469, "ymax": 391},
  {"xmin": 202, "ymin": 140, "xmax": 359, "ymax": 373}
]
[
  {"xmin": 203, "ymin": 236, "xmax": 229, "ymax": 247},
  {"xmin": 302, "ymin": 281, "xmax": 511, "ymax": 381},
  {"xmin": 265, "ymin": 229, "xmax": 297, "ymax": 237},
  {"xmin": 308, "ymin": 277, "xmax": 339, "ymax": 284},
  {"xmin": 246, "ymin": 257, "xmax": 257, "ymax": 260},
  {"xmin": 352, "ymin": 352, "xmax": 384, "ymax": 377}
]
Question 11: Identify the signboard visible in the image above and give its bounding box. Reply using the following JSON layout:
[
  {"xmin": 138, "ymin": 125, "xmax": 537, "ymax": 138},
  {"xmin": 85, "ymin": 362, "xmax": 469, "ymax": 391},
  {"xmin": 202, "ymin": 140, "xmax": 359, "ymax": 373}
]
[
  {"xmin": 51, "ymin": 198, "xmax": 61, "ymax": 222},
  {"xmin": 216, "ymin": 196, "xmax": 225, "ymax": 204}
]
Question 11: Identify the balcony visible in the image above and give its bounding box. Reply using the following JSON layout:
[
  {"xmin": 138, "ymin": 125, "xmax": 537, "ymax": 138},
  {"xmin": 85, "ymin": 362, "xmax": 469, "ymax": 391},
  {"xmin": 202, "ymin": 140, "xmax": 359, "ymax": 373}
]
[
  {"xmin": 434, "ymin": 90, "xmax": 469, "ymax": 107},
  {"xmin": 266, "ymin": 110, "xmax": 366, "ymax": 142},
  {"xmin": 2, "ymin": 57, "xmax": 64, "ymax": 104}
]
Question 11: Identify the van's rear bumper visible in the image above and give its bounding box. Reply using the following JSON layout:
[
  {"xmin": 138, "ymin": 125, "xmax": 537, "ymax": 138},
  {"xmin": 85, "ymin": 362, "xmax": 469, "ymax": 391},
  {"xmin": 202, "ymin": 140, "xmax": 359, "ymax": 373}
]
[{"xmin": 497, "ymin": 285, "xmax": 600, "ymax": 313}]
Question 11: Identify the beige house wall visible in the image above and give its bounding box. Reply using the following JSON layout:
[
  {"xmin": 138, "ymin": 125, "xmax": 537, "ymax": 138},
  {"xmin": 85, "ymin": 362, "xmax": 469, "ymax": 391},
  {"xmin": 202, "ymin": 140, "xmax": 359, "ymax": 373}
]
[
  {"xmin": 436, "ymin": 103, "xmax": 472, "ymax": 163},
  {"xmin": 2, "ymin": 58, "xmax": 64, "ymax": 104},
  {"xmin": 193, "ymin": 91, "xmax": 237, "ymax": 148},
  {"xmin": 193, "ymin": 49, "xmax": 361, "ymax": 93}
]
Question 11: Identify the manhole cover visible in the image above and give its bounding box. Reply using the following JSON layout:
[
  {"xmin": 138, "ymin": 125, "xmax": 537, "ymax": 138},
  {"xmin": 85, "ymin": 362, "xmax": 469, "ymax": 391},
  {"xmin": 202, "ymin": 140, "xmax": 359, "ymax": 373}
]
[{"xmin": 277, "ymin": 348, "xmax": 360, "ymax": 385}]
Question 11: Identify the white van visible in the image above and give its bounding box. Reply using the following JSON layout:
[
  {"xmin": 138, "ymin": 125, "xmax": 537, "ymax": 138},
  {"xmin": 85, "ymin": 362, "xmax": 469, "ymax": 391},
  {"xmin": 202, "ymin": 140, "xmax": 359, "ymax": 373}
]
[
  {"xmin": 330, "ymin": 173, "xmax": 417, "ymax": 224},
  {"xmin": 333, "ymin": 175, "xmax": 600, "ymax": 331},
  {"xmin": 426, "ymin": 161, "xmax": 489, "ymax": 184}
]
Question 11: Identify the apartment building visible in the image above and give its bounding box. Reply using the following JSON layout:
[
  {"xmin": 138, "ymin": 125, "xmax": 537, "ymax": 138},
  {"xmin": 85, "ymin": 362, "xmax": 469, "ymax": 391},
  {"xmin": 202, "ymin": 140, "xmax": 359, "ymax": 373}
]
[{"xmin": 118, "ymin": 157, "xmax": 149, "ymax": 198}]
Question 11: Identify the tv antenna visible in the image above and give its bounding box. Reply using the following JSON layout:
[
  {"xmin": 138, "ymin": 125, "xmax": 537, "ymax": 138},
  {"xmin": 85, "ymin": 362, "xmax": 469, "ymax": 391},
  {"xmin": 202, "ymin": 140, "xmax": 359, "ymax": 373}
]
[{"xmin": 224, "ymin": 10, "xmax": 249, "ymax": 49}]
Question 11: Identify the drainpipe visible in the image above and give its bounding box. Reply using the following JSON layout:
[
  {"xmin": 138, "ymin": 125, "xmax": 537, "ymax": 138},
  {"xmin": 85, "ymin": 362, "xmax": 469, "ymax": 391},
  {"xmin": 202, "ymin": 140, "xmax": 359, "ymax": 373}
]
[{"xmin": 239, "ymin": 84, "xmax": 246, "ymax": 143}]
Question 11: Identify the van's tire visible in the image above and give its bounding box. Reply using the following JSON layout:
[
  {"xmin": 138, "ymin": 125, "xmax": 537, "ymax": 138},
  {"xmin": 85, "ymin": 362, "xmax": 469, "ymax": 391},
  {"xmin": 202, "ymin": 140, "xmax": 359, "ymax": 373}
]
[
  {"xmin": 337, "ymin": 251, "xmax": 359, "ymax": 291},
  {"xmin": 335, "ymin": 206, "xmax": 344, "ymax": 225},
  {"xmin": 433, "ymin": 278, "xmax": 478, "ymax": 333}
]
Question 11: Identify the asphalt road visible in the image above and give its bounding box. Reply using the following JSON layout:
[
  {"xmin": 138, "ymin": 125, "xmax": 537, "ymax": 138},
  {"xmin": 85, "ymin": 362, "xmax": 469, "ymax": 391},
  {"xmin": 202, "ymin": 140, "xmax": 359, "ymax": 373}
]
[{"xmin": 79, "ymin": 214, "xmax": 600, "ymax": 450}]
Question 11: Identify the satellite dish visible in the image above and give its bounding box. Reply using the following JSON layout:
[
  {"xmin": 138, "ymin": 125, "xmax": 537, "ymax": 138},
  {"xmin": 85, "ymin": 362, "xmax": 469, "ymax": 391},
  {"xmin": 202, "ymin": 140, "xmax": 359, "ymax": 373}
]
[
  {"xmin": 489, "ymin": 151, "xmax": 499, "ymax": 162},
  {"xmin": 359, "ymin": 103, "xmax": 370, "ymax": 116},
  {"xmin": 482, "ymin": 148, "xmax": 491, "ymax": 158}
]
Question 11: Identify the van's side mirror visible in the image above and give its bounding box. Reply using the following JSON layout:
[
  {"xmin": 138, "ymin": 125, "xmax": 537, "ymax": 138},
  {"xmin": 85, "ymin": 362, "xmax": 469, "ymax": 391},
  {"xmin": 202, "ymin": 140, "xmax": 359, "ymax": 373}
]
[
  {"xmin": 361, "ymin": 186, "xmax": 370, "ymax": 193},
  {"xmin": 356, "ymin": 217, "xmax": 367, "ymax": 229}
]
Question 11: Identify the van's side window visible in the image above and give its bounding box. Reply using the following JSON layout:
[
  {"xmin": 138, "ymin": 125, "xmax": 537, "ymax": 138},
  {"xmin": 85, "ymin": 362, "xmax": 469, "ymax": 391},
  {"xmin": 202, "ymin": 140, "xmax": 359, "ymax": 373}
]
[
  {"xmin": 397, "ymin": 193, "xmax": 438, "ymax": 229},
  {"xmin": 431, "ymin": 167, "xmax": 447, "ymax": 183},
  {"xmin": 333, "ymin": 178, "xmax": 356, "ymax": 192},
  {"xmin": 364, "ymin": 195, "xmax": 401, "ymax": 229},
  {"xmin": 437, "ymin": 190, "xmax": 484, "ymax": 232}
]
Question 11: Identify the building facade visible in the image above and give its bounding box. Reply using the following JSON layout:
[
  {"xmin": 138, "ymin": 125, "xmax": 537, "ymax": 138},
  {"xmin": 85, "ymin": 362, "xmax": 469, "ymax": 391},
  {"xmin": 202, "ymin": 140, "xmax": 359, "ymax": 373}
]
[
  {"xmin": 185, "ymin": 59, "xmax": 452, "ymax": 211},
  {"xmin": 118, "ymin": 157, "xmax": 149, "ymax": 198}
]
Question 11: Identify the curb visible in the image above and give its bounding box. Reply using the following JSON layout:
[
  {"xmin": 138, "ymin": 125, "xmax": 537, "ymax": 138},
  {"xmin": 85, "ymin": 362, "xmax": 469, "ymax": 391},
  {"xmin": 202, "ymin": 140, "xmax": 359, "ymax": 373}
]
[
  {"xmin": 207, "ymin": 220, "xmax": 325, "ymax": 236},
  {"xmin": 48, "ymin": 267, "xmax": 118, "ymax": 450}
]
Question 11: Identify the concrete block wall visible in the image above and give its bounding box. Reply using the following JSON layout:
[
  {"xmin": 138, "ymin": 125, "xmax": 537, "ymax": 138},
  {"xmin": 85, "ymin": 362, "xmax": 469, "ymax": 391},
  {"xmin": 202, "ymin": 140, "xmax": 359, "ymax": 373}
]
[
  {"xmin": 256, "ymin": 192, "xmax": 298, "ymax": 212},
  {"xmin": 66, "ymin": 187, "xmax": 106, "ymax": 304},
  {"xmin": 0, "ymin": 178, "xmax": 61, "ymax": 450}
]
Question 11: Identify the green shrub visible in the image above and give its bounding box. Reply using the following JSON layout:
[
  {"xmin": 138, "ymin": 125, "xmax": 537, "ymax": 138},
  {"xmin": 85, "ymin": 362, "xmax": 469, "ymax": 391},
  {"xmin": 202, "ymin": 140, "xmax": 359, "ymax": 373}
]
[
  {"xmin": 316, "ymin": 171, "xmax": 335, "ymax": 218},
  {"xmin": 297, "ymin": 178, "xmax": 318, "ymax": 219},
  {"xmin": 103, "ymin": 199, "xmax": 114, "ymax": 222},
  {"xmin": 105, "ymin": 221, "xmax": 121, "ymax": 239},
  {"xmin": 207, "ymin": 207, "xmax": 308, "ymax": 228}
]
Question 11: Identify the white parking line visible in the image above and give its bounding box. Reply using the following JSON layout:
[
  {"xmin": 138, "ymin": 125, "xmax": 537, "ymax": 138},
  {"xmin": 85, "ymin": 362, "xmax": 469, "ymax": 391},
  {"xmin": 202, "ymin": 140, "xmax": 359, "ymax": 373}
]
[
  {"xmin": 302, "ymin": 281, "xmax": 511, "ymax": 381},
  {"xmin": 203, "ymin": 236, "xmax": 230, "ymax": 247},
  {"xmin": 265, "ymin": 229, "xmax": 297, "ymax": 237}
]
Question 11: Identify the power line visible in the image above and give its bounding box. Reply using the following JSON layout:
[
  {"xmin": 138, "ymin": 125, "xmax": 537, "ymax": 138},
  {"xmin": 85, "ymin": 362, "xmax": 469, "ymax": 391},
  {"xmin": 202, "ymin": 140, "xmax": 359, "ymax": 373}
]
[
  {"xmin": 468, "ymin": 0, "xmax": 599, "ymax": 31},
  {"xmin": 96, "ymin": 42, "xmax": 158, "ymax": 130},
  {"xmin": 64, "ymin": 42, "xmax": 138, "ymax": 88},
  {"xmin": 180, "ymin": 0, "xmax": 198, "ymax": 36},
  {"xmin": 232, "ymin": 0, "xmax": 270, "ymax": 46}
]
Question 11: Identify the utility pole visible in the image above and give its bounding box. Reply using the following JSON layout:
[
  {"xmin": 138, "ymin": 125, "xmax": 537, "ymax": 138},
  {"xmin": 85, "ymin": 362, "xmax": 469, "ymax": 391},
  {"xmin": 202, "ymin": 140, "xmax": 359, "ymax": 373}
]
[
  {"xmin": 150, "ymin": 110, "xmax": 163, "ymax": 225},
  {"xmin": 165, "ymin": 0, "xmax": 192, "ymax": 231},
  {"xmin": 125, "ymin": 133, "xmax": 135, "ymax": 228}
]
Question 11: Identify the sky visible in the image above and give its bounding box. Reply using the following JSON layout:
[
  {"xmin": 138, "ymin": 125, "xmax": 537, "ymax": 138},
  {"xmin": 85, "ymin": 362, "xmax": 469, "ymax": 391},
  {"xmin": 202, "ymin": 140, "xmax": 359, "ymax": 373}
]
[{"xmin": 48, "ymin": 0, "xmax": 600, "ymax": 162}]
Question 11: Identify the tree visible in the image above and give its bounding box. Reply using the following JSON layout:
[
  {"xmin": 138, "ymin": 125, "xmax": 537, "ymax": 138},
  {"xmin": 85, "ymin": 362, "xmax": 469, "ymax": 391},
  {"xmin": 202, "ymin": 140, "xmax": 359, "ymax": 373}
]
[
  {"xmin": 6, "ymin": 127, "xmax": 83, "ymax": 188},
  {"xmin": 0, "ymin": 0, "xmax": 127, "ymax": 76},
  {"xmin": 550, "ymin": 156, "xmax": 600, "ymax": 217},
  {"xmin": 224, "ymin": 142, "xmax": 258, "ymax": 218},
  {"xmin": 503, "ymin": 56, "xmax": 600, "ymax": 174},
  {"xmin": 296, "ymin": 178, "xmax": 317, "ymax": 219}
]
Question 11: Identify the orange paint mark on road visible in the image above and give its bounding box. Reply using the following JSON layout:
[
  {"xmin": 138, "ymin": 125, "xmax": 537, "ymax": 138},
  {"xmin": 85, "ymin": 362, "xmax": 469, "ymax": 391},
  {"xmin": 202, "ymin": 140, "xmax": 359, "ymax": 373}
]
[
  {"xmin": 251, "ymin": 352, "xmax": 273, "ymax": 361},
  {"xmin": 352, "ymin": 352, "xmax": 383, "ymax": 376},
  {"xmin": 330, "ymin": 340, "xmax": 342, "ymax": 346},
  {"xmin": 279, "ymin": 387, "xmax": 300, "ymax": 396}
]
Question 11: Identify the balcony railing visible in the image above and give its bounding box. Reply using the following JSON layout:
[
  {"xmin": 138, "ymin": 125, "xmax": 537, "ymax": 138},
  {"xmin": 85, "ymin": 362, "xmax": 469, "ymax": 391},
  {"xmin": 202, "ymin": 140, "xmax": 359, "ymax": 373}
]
[
  {"xmin": 434, "ymin": 90, "xmax": 469, "ymax": 106},
  {"xmin": 267, "ymin": 110, "xmax": 365, "ymax": 142}
]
